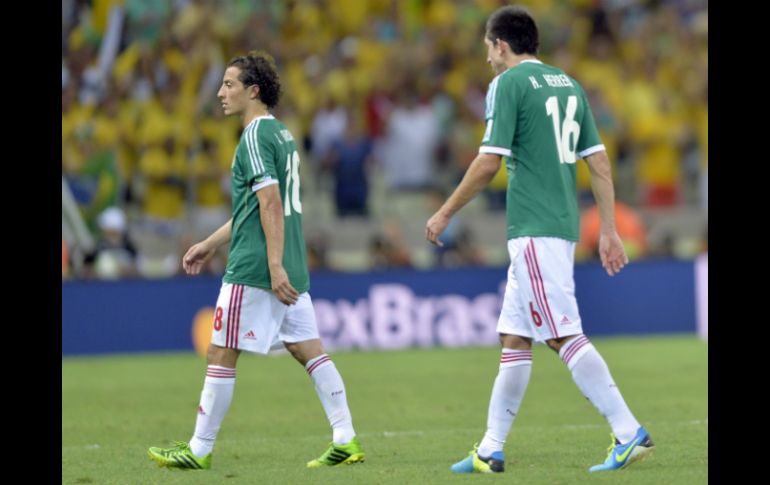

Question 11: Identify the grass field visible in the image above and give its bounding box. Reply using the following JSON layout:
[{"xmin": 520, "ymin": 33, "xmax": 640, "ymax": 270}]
[{"xmin": 62, "ymin": 335, "xmax": 707, "ymax": 484}]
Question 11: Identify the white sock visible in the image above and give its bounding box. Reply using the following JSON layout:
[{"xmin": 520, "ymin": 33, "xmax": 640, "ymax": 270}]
[
  {"xmin": 189, "ymin": 365, "xmax": 236, "ymax": 457},
  {"xmin": 306, "ymin": 354, "xmax": 356, "ymax": 445},
  {"xmin": 560, "ymin": 335, "xmax": 640, "ymax": 443},
  {"xmin": 477, "ymin": 349, "xmax": 533, "ymax": 457}
]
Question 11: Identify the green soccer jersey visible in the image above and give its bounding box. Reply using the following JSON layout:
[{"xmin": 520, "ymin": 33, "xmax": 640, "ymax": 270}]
[
  {"xmin": 480, "ymin": 60, "xmax": 604, "ymax": 241},
  {"xmin": 223, "ymin": 115, "xmax": 309, "ymax": 293}
]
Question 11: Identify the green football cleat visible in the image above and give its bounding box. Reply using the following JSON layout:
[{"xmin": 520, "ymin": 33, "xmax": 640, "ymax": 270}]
[
  {"xmin": 148, "ymin": 441, "xmax": 211, "ymax": 470},
  {"xmin": 306, "ymin": 436, "xmax": 365, "ymax": 468}
]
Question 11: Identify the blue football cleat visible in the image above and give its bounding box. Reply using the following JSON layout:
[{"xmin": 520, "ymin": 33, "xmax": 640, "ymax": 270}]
[
  {"xmin": 589, "ymin": 426, "xmax": 655, "ymax": 472},
  {"xmin": 451, "ymin": 444, "xmax": 505, "ymax": 473}
]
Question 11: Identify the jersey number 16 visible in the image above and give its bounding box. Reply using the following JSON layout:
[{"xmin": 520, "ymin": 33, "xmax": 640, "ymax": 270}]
[{"xmin": 545, "ymin": 95, "xmax": 580, "ymax": 165}]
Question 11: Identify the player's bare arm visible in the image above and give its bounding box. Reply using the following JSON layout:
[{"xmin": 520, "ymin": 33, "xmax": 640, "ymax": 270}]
[
  {"xmin": 183, "ymin": 218, "xmax": 233, "ymax": 275},
  {"xmin": 256, "ymin": 184, "xmax": 299, "ymax": 305},
  {"xmin": 584, "ymin": 150, "xmax": 628, "ymax": 276},
  {"xmin": 426, "ymin": 152, "xmax": 502, "ymax": 246}
]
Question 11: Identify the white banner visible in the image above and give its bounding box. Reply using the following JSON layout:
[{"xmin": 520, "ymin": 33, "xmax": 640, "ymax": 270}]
[
  {"xmin": 695, "ymin": 254, "xmax": 708, "ymax": 340},
  {"xmin": 314, "ymin": 283, "xmax": 506, "ymax": 350}
]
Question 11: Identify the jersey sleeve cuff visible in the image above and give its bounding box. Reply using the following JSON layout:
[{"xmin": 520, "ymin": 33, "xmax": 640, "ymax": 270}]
[
  {"xmin": 577, "ymin": 144, "xmax": 605, "ymax": 158},
  {"xmin": 479, "ymin": 146, "xmax": 512, "ymax": 157},
  {"xmin": 251, "ymin": 177, "xmax": 279, "ymax": 192}
]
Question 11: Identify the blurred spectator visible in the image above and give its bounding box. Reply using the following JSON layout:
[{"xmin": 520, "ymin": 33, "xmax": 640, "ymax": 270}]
[
  {"xmin": 62, "ymin": 1, "xmax": 708, "ymax": 276},
  {"xmin": 577, "ymin": 201, "xmax": 647, "ymax": 262},
  {"xmin": 368, "ymin": 235, "xmax": 390, "ymax": 270},
  {"xmin": 307, "ymin": 233, "xmax": 331, "ymax": 272},
  {"xmin": 448, "ymin": 102, "xmax": 483, "ymax": 175},
  {"xmin": 325, "ymin": 110, "xmax": 375, "ymax": 217},
  {"xmin": 650, "ymin": 231, "xmax": 676, "ymax": 259},
  {"xmin": 379, "ymin": 89, "xmax": 439, "ymax": 191},
  {"xmin": 309, "ymin": 99, "xmax": 348, "ymax": 192},
  {"xmin": 62, "ymin": 125, "xmax": 120, "ymax": 233},
  {"xmin": 369, "ymin": 220, "xmax": 413, "ymax": 270},
  {"xmin": 123, "ymin": 0, "xmax": 171, "ymax": 46},
  {"xmin": 311, "ymin": 99, "xmax": 348, "ymax": 165},
  {"xmin": 190, "ymin": 137, "xmax": 230, "ymax": 241},
  {"xmin": 83, "ymin": 207, "xmax": 138, "ymax": 279},
  {"xmin": 138, "ymin": 136, "xmax": 187, "ymax": 236}
]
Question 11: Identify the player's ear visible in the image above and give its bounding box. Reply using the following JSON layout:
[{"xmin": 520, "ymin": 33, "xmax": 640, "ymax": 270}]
[
  {"xmin": 250, "ymin": 85, "xmax": 260, "ymax": 100},
  {"xmin": 497, "ymin": 38, "xmax": 510, "ymax": 54}
]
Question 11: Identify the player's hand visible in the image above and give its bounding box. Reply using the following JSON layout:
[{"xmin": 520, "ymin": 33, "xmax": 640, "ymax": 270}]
[
  {"xmin": 598, "ymin": 231, "xmax": 629, "ymax": 276},
  {"xmin": 182, "ymin": 241, "xmax": 216, "ymax": 275},
  {"xmin": 270, "ymin": 265, "xmax": 299, "ymax": 305},
  {"xmin": 426, "ymin": 211, "xmax": 450, "ymax": 247}
]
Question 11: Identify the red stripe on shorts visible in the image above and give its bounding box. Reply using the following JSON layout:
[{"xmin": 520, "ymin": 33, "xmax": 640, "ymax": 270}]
[{"xmin": 528, "ymin": 240, "xmax": 559, "ymax": 338}]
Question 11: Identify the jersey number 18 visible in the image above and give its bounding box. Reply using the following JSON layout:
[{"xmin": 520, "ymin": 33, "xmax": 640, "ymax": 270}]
[{"xmin": 284, "ymin": 150, "xmax": 302, "ymax": 216}]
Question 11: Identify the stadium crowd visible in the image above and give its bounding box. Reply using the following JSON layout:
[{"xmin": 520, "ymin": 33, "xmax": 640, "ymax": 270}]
[{"xmin": 62, "ymin": 0, "xmax": 707, "ymax": 279}]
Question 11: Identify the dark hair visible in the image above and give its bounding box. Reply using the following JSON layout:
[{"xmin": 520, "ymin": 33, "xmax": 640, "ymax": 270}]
[
  {"xmin": 227, "ymin": 50, "xmax": 282, "ymax": 109},
  {"xmin": 486, "ymin": 6, "xmax": 539, "ymax": 55}
]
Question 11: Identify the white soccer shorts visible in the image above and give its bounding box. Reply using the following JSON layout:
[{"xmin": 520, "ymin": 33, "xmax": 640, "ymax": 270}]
[
  {"xmin": 497, "ymin": 237, "xmax": 583, "ymax": 342},
  {"xmin": 210, "ymin": 282, "xmax": 320, "ymax": 354}
]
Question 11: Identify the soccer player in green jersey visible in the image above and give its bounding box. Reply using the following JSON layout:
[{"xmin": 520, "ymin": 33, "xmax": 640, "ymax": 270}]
[
  {"xmin": 148, "ymin": 51, "xmax": 364, "ymax": 470},
  {"xmin": 426, "ymin": 6, "xmax": 654, "ymax": 474}
]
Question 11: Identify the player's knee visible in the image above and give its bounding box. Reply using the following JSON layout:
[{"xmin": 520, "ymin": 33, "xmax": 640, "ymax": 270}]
[
  {"xmin": 284, "ymin": 341, "xmax": 302, "ymax": 361},
  {"xmin": 500, "ymin": 334, "xmax": 532, "ymax": 350},
  {"xmin": 207, "ymin": 344, "xmax": 239, "ymax": 367},
  {"xmin": 545, "ymin": 340, "xmax": 560, "ymax": 352},
  {"xmin": 285, "ymin": 339, "xmax": 324, "ymax": 366},
  {"xmin": 546, "ymin": 335, "xmax": 580, "ymax": 353}
]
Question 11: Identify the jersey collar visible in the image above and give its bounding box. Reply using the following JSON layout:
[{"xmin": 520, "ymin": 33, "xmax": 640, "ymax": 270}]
[{"xmin": 245, "ymin": 114, "xmax": 274, "ymax": 130}]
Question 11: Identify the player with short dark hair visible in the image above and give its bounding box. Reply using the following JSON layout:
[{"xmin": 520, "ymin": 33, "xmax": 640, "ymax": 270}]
[{"xmin": 426, "ymin": 6, "xmax": 654, "ymax": 474}]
